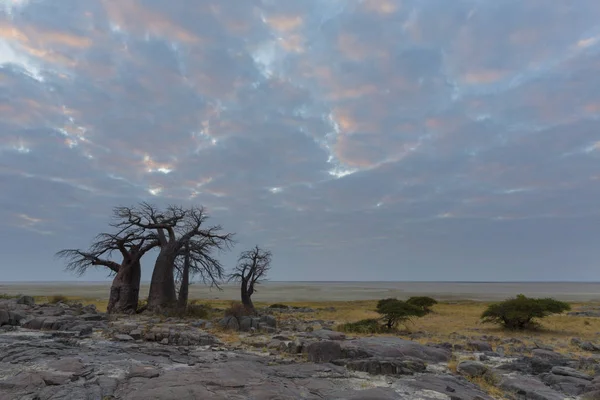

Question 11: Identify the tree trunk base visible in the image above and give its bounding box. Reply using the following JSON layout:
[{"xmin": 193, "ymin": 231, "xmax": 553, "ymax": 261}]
[{"xmin": 107, "ymin": 284, "xmax": 139, "ymax": 314}]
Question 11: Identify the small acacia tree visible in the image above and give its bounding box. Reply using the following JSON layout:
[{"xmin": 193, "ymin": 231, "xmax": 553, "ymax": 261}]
[
  {"xmin": 406, "ymin": 296, "xmax": 438, "ymax": 313},
  {"xmin": 228, "ymin": 246, "xmax": 272, "ymax": 312},
  {"xmin": 376, "ymin": 298, "xmax": 427, "ymax": 329},
  {"xmin": 481, "ymin": 294, "xmax": 571, "ymax": 330}
]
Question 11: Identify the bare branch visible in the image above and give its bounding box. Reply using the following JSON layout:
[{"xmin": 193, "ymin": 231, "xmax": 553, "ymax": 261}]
[{"xmin": 55, "ymin": 249, "xmax": 120, "ymax": 276}]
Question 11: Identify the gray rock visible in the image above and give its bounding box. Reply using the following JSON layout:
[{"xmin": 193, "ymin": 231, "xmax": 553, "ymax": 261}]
[
  {"xmin": 129, "ymin": 329, "xmax": 143, "ymax": 340},
  {"xmin": 219, "ymin": 316, "xmax": 240, "ymax": 331},
  {"xmin": 16, "ymin": 296, "xmax": 35, "ymax": 306},
  {"xmin": 310, "ymin": 329, "xmax": 346, "ymax": 340},
  {"xmin": 46, "ymin": 358, "xmax": 86, "ymax": 375},
  {"xmin": 500, "ymin": 376, "xmax": 565, "ymax": 400},
  {"xmin": 340, "ymin": 357, "xmax": 427, "ymax": 376},
  {"xmin": 239, "ymin": 316, "xmax": 260, "ymax": 331},
  {"xmin": 542, "ymin": 372, "xmax": 590, "ymax": 396},
  {"xmin": 467, "ymin": 340, "xmax": 493, "ymax": 352},
  {"xmin": 457, "ymin": 361, "xmax": 489, "ymax": 377},
  {"xmin": 128, "ymin": 365, "xmax": 160, "ymax": 379},
  {"xmin": 114, "ymin": 334, "xmax": 134, "ymax": 341},
  {"xmin": 398, "ymin": 374, "xmax": 494, "ymax": 400},
  {"xmin": 341, "ymin": 337, "xmax": 451, "ymax": 363},
  {"xmin": 572, "ymin": 338, "xmax": 600, "ymax": 352},
  {"xmin": 259, "ymin": 314, "xmax": 277, "ymax": 328},
  {"xmin": 532, "ymin": 349, "xmax": 565, "ymax": 360},
  {"xmin": 307, "ymin": 340, "xmax": 342, "ymax": 362},
  {"xmin": 551, "ymin": 366, "xmax": 593, "ymax": 381}
]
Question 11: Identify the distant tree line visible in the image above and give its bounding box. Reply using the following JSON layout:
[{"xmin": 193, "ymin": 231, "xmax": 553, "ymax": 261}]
[{"xmin": 56, "ymin": 202, "xmax": 271, "ymax": 314}]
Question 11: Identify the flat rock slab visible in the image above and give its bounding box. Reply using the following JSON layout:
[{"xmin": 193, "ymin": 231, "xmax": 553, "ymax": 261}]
[
  {"xmin": 395, "ymin": 374, "xmax": 494, "ymax": 400},
  {"xmin": 341, "ymin": 337, "xmax": 452, "ymax": 363},
  {"xmin": 500, "ymin": 376, "xmax": 566, "ymax": 400}
]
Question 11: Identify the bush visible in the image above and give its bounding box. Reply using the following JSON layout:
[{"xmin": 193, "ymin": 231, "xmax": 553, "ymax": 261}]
[
  {"xmin": 49, "ymin": 295, "xmax": 68, "ymax": 304},
  {"xmin": 406, "ymin": 296, "xmax": 438, "ymax": 313},
  {"xmin": 338, "ymin": 319, "xmax": 383, "ymax": 334},
  {"xmin": 376, "ymin": 298, "xmax": 427, "ymax": 329},
  {"xmin": 481, "ymin": 294, "xmax": 571, "ymax": 330},
  {"xmin": 184, "ymin": 303, "xmax": 211, "ymax": 319},
  {"xmin": 224, "ymin": 302, "xmax": 251, "ymax": 318},
  {"xmin": 269, "ymin": 303, "xmax": 290, "ymax": 309}
]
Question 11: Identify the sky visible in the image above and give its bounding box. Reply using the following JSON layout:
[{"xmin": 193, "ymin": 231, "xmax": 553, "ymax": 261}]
[{"xmin": 1, "ymin": 0, "xmax": 600, "ymax": 282}]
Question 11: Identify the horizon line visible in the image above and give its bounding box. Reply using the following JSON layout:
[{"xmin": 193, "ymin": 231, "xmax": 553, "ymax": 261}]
[{"xmin": 2, "ymin": 280, "xmax": 600, "ymax": 284}]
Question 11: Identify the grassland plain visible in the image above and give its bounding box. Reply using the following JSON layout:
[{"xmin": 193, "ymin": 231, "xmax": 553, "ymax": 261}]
[{"xmin": 4, "ymin": 283, "xmax": 600, "ymax": 399}]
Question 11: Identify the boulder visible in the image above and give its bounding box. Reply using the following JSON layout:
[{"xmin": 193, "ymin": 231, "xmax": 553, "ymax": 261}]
[
  {"xmin": 239, "ymin": 316, "xmax": 260, "ymax": 332},
  {"xmin": 500, "ymin": 376, "xmax": 565, "ymax": 400},
  {"xmin": 541, "ymin": 372, "xmax": 590, "ymax": 396},
  {"xmin": 218, "ymin": 316, "xmax": 240, "ymax": 331},
  {"xmin": 551, "ymin": 366, "xmax": 593, "ymax": 381},
  {"xmin": 467, "ymin": 340, "xmax": 492, "ymax": 352},
  {"xmin": 259, "ymin": 315, "xmax": 277, "ymax": 328},
  {"xmin": 341, "ymin": 337, "xmax": 451, "ymax": 363},
  {"xmin": 457, "ymin": 361, "xmax": 489, "ymax": 377},
  {"xmin": 307, "ymin": 341, "xmax": 342, "ymax": 363}
]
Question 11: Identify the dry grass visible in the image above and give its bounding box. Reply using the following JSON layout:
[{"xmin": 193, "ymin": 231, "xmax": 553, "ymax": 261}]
[
  {"xmin": 27, "ymin": 295, "xmax": 600, "ymax": 353},
  {"xmin": 468, "ymin": 375, "xmax": 507, "ymax": 399}
]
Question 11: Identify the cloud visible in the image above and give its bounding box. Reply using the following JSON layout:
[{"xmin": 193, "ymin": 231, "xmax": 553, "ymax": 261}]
[{"xmin": 1, "ymin": 0, "xmax": 600, "ymax": 281}]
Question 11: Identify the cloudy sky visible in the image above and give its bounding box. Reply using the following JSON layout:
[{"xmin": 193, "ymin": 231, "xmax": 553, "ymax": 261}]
[{"xmin": 1, "ymin": 0, "xmax": 600, "ymax": 282}]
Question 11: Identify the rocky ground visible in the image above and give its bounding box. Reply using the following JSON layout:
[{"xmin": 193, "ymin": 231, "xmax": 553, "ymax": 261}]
[{"xmin": 2, "ymin": 297, "xmax": 600, "ymax": 399}]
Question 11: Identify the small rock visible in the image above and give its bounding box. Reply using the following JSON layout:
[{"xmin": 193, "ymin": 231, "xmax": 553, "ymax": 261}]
[
  {"xmin": 114, "ymin": 334, "xmax": 134, "ymax": 342},
  {"xmin": 128, "ymin": 365, "xmax": 160, "ymax": 379},
  {"xmin": 129, "ymin": 329, "xmax": 142, "ymax": 340},
  {"xmin": 160, "ymin": 338, "xmax": 169, "ymax": 345}
]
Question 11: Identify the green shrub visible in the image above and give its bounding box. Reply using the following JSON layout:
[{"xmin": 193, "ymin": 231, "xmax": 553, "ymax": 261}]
[
  {"xmin": 338, "ymin": 319, "xmax": 383, "ymax": 334},
  {"xmin": 406, "ymin": 296, "xmax": 438, "ymax": 313},
  {"xmin": 0, "ymin": 293, "xmax": 19, "ymax": 299},
  {"xmin": 481, "ymin": 294, "xmax": 571, "ymax": 330},
  {"xmin": 49, "ymin": 295, "xmax": 68, "ymax": 304},
  {"xmin": 269, "ymin": 303, "xmax": 290, "ymax": 309},
  {"xmin": 376, "ymin": 298, "xmax": 427, "ymax": 329},
  {"xmin": 184, "ymin": 303, "xmax": 211, "ymax": 319}
]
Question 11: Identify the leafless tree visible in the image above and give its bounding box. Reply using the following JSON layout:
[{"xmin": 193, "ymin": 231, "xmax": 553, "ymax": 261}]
[
  {"xmin": 228, "ymin": 246, "xmax": 272, "ymax": 312},
  {"xmin": 174, "ymin": 231, "xmax": 233, "ymax": 310},
  {"xmin": 114, "ymin": 203, "xmax": 234, "ymax": 311},
  {"xmin": 56, "ymin": 230, "xmax": 158, "ymax": 314}
]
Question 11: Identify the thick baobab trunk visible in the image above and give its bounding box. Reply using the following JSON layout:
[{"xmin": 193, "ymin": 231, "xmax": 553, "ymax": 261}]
[
  {"xmin": 147, "ymin": 250, "xmax": 177, "ymax": 310},
  {"xmin": 177, "ymin": 250, "xmax": 190, "ymax": 311},
  {"xmin": 241, "ymin": 280, "xmax": 255, "ymax": 312},
  {"xmin": 107, "ymin": 258, "xmax": 141, "ymax": 314},
  {"xmin": 107, "ymin": 259, "xmax": 141, "ymax": 314}
]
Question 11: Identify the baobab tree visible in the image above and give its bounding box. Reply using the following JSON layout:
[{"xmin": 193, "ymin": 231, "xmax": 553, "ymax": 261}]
[
  {"xmin": 174, "ymin": 233, "xmax": 232, "ymax": 310},
  {"xmin": 56, "ymin": 231, "xmax": 158, "ymax": 314},
  {"xmin": 114, "ymin": 203, "xmax": 234, "ymax": 311},
  {"xmin": 228, "ymin": 246, "xmax": 272, "ymax": 312}
]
